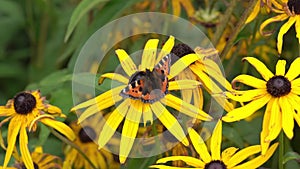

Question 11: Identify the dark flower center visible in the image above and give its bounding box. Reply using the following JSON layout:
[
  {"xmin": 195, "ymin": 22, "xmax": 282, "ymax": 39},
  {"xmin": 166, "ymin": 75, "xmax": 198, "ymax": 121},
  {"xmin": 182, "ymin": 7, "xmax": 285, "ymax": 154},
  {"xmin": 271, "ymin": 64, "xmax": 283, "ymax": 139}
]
[
  {"xmin": 266, "ymin": 76, "xmax": 291, "ymax": 97},
  {"xmin": 13, "ymin": 92, "xmax": 37, "ymax": 115},
  {"xmin": 21, "ymin": 162, "xmax": 39, "ymax": 169},
  {"xmin": 288, "ymin": 0, "xmax": 300, "ymax": 14},
  {"xmin": 79, "ymin": 126, "xmax": 96, "ymax": 143},
  {"xmin": 204, "ymin": 160, "xmax": 227, "ymax": 169},
  {"xmin": 171, "ymin": 43, "xmax": 195, "ymax": 58}
]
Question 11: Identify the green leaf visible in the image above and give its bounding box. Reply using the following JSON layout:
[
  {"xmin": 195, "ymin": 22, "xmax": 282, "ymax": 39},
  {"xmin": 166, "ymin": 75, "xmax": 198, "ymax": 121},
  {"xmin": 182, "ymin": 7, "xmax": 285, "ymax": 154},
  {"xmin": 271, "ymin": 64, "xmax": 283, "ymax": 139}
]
[
  {"xmin": 64, "ymin": 0, "xmax": 109, "ymax": 42},
  {"xmin": 0, "ymin": 62, "xmax": 24, "ymax": 78},
  {"xmin": 91, "ymin": 0, "xmax": 143, "ymax": 29},
  {"xmin": 283, "ymin": 152, "xmax": 300, "ymax": 164},
  {"xmin": 122, "ymin": 156, "xmax": 157, "ymax": 169},
  {"xmin": 223, "ymin": 123, "xmax": 244, "ymax": 148},
  {"xmin": 49, "ymin": 87, "xmax": 73, "ymax": 116},
  {"xmin": 39, "ymin": 69, "xmax": 72, "ymax": 87},
  {"xmin": 38, "ymin": 124, "xmax": 51, "ymax": 146}
]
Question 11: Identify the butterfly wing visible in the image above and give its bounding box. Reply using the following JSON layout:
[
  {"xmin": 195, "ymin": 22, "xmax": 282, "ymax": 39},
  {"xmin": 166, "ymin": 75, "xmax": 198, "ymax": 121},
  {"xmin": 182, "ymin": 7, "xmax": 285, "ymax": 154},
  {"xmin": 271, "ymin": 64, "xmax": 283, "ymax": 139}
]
[
  {"xmin": 154, "ymin": 54, "xmax": 171, "ymax": 76},
  {"xmin": 153, "ymin": 54, "xmax": 171, "ymax": 96},
  {"xmin": 120, "ymin": 78, "xmax": 145, "ymax": 100}
]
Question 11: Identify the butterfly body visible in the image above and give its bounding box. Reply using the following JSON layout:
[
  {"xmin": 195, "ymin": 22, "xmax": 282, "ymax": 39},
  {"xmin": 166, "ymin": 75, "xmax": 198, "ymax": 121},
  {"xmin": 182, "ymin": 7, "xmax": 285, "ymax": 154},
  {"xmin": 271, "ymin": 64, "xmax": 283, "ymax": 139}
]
[{"xmin": 120, "ymin": 54, "xmax": 171, "ymax": 103}]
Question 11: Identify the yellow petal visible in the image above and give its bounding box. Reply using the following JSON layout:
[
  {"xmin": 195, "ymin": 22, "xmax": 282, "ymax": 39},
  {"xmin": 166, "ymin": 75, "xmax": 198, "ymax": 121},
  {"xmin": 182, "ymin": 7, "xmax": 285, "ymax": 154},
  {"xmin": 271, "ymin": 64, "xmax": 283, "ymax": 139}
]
[
  {"xmin": 276, "ymin": 60, "xmax": 286, "ymax": 76},
  {"xmin": 156, "ymin": 36, "xmax": 175, "ymax": 63},
  {"xmin": 222, "ymin": 147, "xmax": 239, "ymax": 165},
  {"xmin": 291, "ymin": 77, "xmax": 300, "ymax": 87},
  {"xmin": 189, "ymin": 67, "xmax": 234, "ymax": 112},
  {"xmin": 181, "ymin": 89, "xmax": 193, "ymax": 106},
  {"xmin": 210, "ymin": 120, "xmax": 222, "ymax": 160},
  {"xmin": 222, "ymin": 94, "xmax": 271, "ymax": 122},
  {"xmin": 3, "ymin": 117, "xmax": 21, "ymax": 169},
  {"xmin": 0, "ymin": 106, "xmax": 14, "ymax": 116},
  {"xmin": 225, "ymin": 89, "xmax": 267, "ymax": 102},
  {"xmin": 260, "ymin": 98, "xmax": 273, "ymax": 154},
  {"xmin": 168, "ymin": 54, "xmax": 199, "ymax": 79},
  {"xmin": 98, "ymin": 73, "xmax": 128, "ymax": 85},
  {"xmin": 197, "ymin": 61, "xmax": 232, "ymax": 91},
  {"xmin": 77, "ymin": 104, "xmax": 102, "ymax": 124},
  {"xmin": 277, "ymin": 17, "xmax": 296, "ymax": 54},
  {"xmin": 266, "ymin": 98, "xmax": 282, "ymax": 141},
  {"xmin": 98, "ymin": 99, "xmax": 129, "ymax": 149},
  {"xmin": 75, "ymin": 86, "xmax": 125, "ymax": 122},
  {"xmin": 115, "ymin": 49, "xmax": 137, "ymax": 76},
  {"xmin": 232, "ymin": 74, "xmax": 267, "ymax": 89},
  {"xmin": 71, "ymin": 85, "xmax": 125, "ymax": 111},
  {"xmin": 171, "ymin": 0, "xmax": 181, "ymax": 16},
  {"xmin": 286, "ymin": 94, "xmax": 300, "ymax": 126},
  {"xmin": 119, "ymin": 100, "xmax": 143, "ymax": 163},
  {"xmin": 285, "ymin": 57, "xmax": 300, "ymax": 81},
  {"xmin": 233, "ymin": 143, "xmax": 279, "ymax": 169},
  {"xmin": 260, "ymin": 131, "xmax": 270, "ymax": 156},
  {"xmin": 190, "ymin": 66, "xmax": 218, "ymax": 92},
  {"xmin": 141, "ymin": 39, "xmax": 159, "ymax": 70},
  {"xmin": 156, "ymin": 156, "xmax": 204, "ymax": 168},
  {"xmin": 168, "ymin": 80, "xmax": 201, "ymax": 91},
  {"xmin": 188, "ymin": 128, "xmax": 211, "ymax": 163},
  {"xmin": 295, "ymin": 17, "xmax": 300, "ymax": 44},
  {"xmin": 194, "ymin": 88, "xmax": 203, "ymax": 109},
  {"xmin": 260, "ymin": 14, "xmax": 288, "ymax": 36},
  {"xmin": 245, "ymin": 0, "xmax": 260, "ymax": 24},
  {"xmin": 41, "ymin": 118, "xmax": 76, "ymax": 141},
  {"xmin": 19, "ymin": 126, "xmax": 34, "ymax": 169},
  {"xmin": 280, "ymin": 97, "xmax": 294, "ymax": 139},
  {"xmin": 150, "ymin": 102, "xmax": 189, "ymax": 146},
  {"xmin": 243, "ymin": 57, "xmax": 274, "ymax": 81},
  {"xmin": 227, "ymin": 145, "xmax": 261, "ymax": 168},
  {"xmin": 46, "ymin": 105, "xmax": 63, "ymax": 116},
  {"xmin": 162, "ymin": 94, "xmax": 212, "ymax": 121},
  {"xmin": 142, "ymin": 103, "xmax": 153, "ymax": 126}
]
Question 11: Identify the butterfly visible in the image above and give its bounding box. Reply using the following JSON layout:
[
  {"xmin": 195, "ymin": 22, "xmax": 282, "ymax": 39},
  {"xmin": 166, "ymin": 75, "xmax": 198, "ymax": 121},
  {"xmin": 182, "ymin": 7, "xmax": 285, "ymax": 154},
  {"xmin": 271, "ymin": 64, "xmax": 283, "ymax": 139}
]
[{"xmin": 120, "ymin": 54, "xmax": 171, "ymax": 103}]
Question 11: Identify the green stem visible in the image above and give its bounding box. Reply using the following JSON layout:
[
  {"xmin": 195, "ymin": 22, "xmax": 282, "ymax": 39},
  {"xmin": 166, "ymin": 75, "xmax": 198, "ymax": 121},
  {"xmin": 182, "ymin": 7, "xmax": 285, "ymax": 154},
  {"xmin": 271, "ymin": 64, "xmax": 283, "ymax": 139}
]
[
  {"xmin": 219, "ymin": 0, "xmax": 257, "ymax": 60},
  {"xmin": 279, "ymin": 131, "xmax": 284, "ymax": 169},
  {"xmin": 212, "ymin": 0, "xmax": 237, "ymax": 46},
  {"xmin": 50, "ymin": 128, "xmax": 98, "ymax": 169}
]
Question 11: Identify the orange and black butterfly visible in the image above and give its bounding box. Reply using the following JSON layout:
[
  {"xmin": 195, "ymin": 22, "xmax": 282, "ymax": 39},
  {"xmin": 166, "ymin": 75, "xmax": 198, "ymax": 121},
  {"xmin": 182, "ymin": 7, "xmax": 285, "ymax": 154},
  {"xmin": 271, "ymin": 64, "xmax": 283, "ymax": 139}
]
[{"xmin": 120, "ymin": 54, "xmax": 171, "ymax": 103}]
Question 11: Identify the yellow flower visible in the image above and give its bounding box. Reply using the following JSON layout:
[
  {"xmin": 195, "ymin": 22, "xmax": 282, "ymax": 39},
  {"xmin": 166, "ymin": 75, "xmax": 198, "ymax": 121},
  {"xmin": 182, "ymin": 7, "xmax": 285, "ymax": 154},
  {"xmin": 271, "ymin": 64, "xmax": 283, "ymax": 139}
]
[
  {"xmin": 0, "ymin": 146, "xmax": 62, "ymax": 169},
  {"xmin": 171, "ymin": 43, "xmax": 234, "ymax": 112},
  {"xmin": 63, "ymin": 119, "xmax": 118, "ymax": 169},
  {"xmin": 0, "ymin": 90, "xmax": 75, "ymax": 169},
  {"xmin": 223, "ymin": 57, "xmax": 300, "ymax": 154},
  {"xmin": 15, "ymin": 146, "xmax": 62, "ymax": 169},
  {"xmin": 150, "ymin": 120, "xmax": 278, "ymax": 169},
  {"xmin": 71, "ymin": 36, "xmax": 212, "ymax": 163},
  {"xmin": 260, "ymin": 0, "xmax": 300, "ymax": 53}
]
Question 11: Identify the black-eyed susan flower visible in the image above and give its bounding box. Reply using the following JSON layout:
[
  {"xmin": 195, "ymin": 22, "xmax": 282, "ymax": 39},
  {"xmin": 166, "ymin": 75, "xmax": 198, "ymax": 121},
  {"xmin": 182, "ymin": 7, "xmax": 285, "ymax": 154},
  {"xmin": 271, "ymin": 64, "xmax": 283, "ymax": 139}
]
[
  {"xmin": 150, "ymin": 120, "xmax": 279, "ymax": 169},
  {"xmin": 170, "ymin": 43, "xmax": 234, "ymax": 112},
  {"xmin": 14, "ymin": 146, "xmax": 62, "ymax": 169},
  {"xmin": 0, "ymin": 146, "xmax": 62, "ymax": 169},
  {"xmin": 63, "ymin": 118, "xmax": 118, "ymax": 169},
  {"xmin": 223, "ymin": 57, "xmax": 300, "ymax": 154},
  {"xmin": 71, "ymin": 36, "xmax": 212, "ymax": 163},
  {"xmin": 0, "ymin": 90, "xmax": 75, "ymax": 169},
  {"xmin": 260, "ymin": 0, "xmax": 300, "ymax": 53}
]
